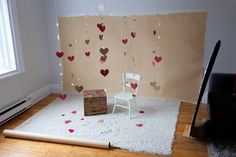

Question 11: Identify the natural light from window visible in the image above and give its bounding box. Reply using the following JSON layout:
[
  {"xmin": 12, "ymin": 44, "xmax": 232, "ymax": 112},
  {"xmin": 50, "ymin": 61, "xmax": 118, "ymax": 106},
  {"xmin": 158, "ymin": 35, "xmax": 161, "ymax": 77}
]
[{"xmin": 0, "ymin": 0, "xmax": 21, "ymax": 77}]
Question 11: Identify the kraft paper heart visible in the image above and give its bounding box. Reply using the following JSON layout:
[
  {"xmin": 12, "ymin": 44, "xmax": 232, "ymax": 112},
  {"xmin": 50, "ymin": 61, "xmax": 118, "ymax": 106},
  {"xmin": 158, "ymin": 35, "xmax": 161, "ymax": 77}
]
[
  {"xmin": 153, "ymin": 30, "xmax": 157, "ymax": 36},
  {"xmin": 68, "ymin": 129, "xmax": 74, "ymax": 133},
  {"xmin": 152, "ymin": 50, "xmax": 156, "ymax": 54},
  {"xmin": 75, "ymin": 85, "xmax": 83, "ymax": 93},
  {"xmin": 100, "ymin": 47, "xmax": 109, "ymax": 55},
  {"xmin": 122, "ymin": 38, "xmax": 128, "ymax": 44},
  {"xmin": 131, "ymin": 32, "xmax": 136, "ymax": 38},
  {"xmin": 68, "ymin": 43, "xmax": 72, "ymax": 47},
  {"xmin": 99, "ymin": 34, "xmax": 104, "ymax": 40},
  {"xmin": 56, "ymin": 51, "xmax": 64, "ymax": 58},
  {"xmin": 97, "ymin": 23, "xmax": 105, "ymax": 32},
  {"xmin": 154, "ymin": 56, "xmax": 162, "ymax": 63},
  {"xmin": 136, "ymin": 123, "xmax": 143, "ymax": 127},
  {"xmin": 100, "ymin": 69, "xmax": 109, "ymax": 77},
  {"xmin": 64, "ymin": 120, "xmax": 72, "ymax": 124},
  {"xmin": 124, "ymin": 51, "xmax": 127, "ymax": 56},
  {"xmin": 131, "ymin": 83, "xmax": 138, "ymax": 89},
  {"xmin": 152, "ymin": 61, "xmax": 155, "ymax": 66},
  {"xmin": 85, "ymin": 52, "xmax": 90, "ymax": 57},
  {"xmin": 59, "ymin": 94, "xmax": 67, "ymax": 100},
  {"xmin": 150, "ymin": 81, "xmax": 161, "ymax": 91},
  {"xmin": 61, "ymin": 114, "xmax": 65, "ymax": 116},
  {"xmin": 68, "ymin": 56, "xmax": 75, "ymax": 62},
  {"xmin": 100, "ymin": 55, "xmax": 107, "ymax": 62},
  {"xmin": 85, "ymin": 39, "xmax": 89, "ymax": 45},
  {"xmin": 80, "ymin": 117, "xmax": 84, "ymax": 120},
  {"xmin": 71, "ymin": 111, "xmax": 77, "ymax": 114}
]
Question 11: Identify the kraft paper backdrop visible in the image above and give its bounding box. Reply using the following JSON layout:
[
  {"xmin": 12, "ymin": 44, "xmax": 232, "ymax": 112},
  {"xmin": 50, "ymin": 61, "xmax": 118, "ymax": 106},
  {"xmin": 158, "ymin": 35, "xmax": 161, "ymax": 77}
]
[{"xmin": 58, "ymin": 12, "xmax": 206, "ymax": 102}]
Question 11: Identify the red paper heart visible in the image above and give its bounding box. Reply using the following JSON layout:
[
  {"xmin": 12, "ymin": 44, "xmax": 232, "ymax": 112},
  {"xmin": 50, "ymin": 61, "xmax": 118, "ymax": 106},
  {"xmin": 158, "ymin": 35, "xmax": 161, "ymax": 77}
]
[
  {"xmin": 68, "ymin": 129, "xmax": 74, "ymax": 133},
  {"xmin": 136, "ymin": 123, "xmax": 143, "ymax": 127},
  {"xmin": 153, "ymin": 30, "xmax": 156, "ymax": 36},
  {"xmin": 64, "ymin": 120, "xmax": 72, "ymax": 124},
  {"xmin": 71, "ymin": 111, "xmax": 77, "ymax": 114},
  {"xmin": 100, "ymin": 69, "xmax": 109, "ymax": 77},
  {"xmin": 85, "ymin": 52, "xmax": 90, "ymax": 57},
  {"xmin": 154, "ymin": 56, "xmax": 162, "ymax": 63},
  {"xmin": 68, "ymin": 56, "xmax": 75, "ymax": 62},
  {"xmin": 56, "ymin": 51, "xmax": 64, "ymax": 58},
  {"xmin": 139, "ymin": 110, "xmax": 144, "ymax": 114},
  {"xmin": 131, "ymin": 32, "xmax": 136, "ymax": 38},
  {"xmin": 97, "ymin": 23, "xmax": 105, "ymax": 32},
  {"xmin": 131, "ymin": 83, "xmax": 138, "ymax": 89},
  {"xmin": 122, "ymin": 39, "xmax": 128, "ymax": 44},
  {"xmin": 59, "ymin": 94, "xmax": 67, "ymax": 100}
]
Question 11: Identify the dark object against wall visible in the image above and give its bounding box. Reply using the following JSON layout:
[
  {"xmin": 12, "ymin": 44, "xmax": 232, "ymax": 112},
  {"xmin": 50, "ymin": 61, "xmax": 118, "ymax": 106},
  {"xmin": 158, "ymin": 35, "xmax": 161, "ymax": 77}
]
[{"xmin": 206, "ymin": 73, "xmax": 236, "ymax": 139}]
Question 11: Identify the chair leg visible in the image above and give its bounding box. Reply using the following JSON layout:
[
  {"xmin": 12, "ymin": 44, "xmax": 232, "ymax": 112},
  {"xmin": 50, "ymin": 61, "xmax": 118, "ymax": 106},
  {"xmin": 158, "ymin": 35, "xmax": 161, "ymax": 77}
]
[
  {"xmin": 112, "ymin": 98, "xmax": 117, "ymax": 114},
  {"xmin": 128, "ymin": 101, "xmax": 131, "ymax": 119}
]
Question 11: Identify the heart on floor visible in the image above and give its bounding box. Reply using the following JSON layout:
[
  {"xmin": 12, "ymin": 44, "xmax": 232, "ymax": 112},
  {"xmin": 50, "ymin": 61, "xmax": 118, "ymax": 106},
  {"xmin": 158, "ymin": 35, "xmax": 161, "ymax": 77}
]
[{"xmin": 59, "ymin": 94, "xmax": 67, "ymax": 100}]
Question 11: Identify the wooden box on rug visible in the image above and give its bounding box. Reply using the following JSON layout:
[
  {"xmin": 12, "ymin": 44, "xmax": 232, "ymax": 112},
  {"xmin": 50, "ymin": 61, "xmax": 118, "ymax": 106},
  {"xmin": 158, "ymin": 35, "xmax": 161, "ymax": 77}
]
[{"xmin": 83, "ymin": 89, "xmax": 107, "ymax": 116}]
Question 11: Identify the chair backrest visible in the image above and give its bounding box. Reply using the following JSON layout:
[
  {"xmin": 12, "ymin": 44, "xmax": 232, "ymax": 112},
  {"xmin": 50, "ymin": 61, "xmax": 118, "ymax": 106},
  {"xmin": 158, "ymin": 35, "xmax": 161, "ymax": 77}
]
[{"xmin": 122, "ymin": 72, "xmax": 142, "ymax": 95}]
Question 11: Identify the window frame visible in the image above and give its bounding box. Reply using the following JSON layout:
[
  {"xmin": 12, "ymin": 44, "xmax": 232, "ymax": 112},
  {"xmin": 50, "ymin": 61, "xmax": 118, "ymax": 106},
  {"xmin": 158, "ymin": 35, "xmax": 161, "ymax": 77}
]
[{"xmin": 0, "ymin": 0, "xmax": 25, "ymax": 80}]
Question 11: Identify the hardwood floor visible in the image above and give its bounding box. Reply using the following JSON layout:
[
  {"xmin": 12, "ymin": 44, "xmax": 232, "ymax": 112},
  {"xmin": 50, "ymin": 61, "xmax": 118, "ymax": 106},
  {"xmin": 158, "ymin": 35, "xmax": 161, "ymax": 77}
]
[{"xmin": 0, "ymin": 94, "xmax": 209, "ymax": 157}]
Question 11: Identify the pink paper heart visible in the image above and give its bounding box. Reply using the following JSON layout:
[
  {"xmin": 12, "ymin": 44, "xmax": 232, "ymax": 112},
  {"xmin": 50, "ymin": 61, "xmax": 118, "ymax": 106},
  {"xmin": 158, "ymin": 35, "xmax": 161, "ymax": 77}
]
[
  {"xmin": 56, "ymin": 51, "xmax": 64, "ymax": 58},
  {"xmin": 139, "ymin": 110, "xmax": 144, "ymax": 114},
  {"xmin": 68, "ymin": 129, "xmax": 74, "ymax": 133},
  {"xmin": 122, "ymin": 38, "xmax": 128, "ymax": 44},
  {"xmin": 136, "ymin": 123, "xmax": 143, "ymax": 127},
  {"xmin": 71, "ymin": 111, "xmax": 77, "ymax": 114},
  {"xmin": 64, "ymin": 120, "xmax": 72, "ymax": 124},
  {"xmin": 131, "ymin": 83, "xmax": 138, "ymax": 89},
  {"xmin": 85, "ymin": 52, "xmax": 90, "ymax": 57},
  {"xmin": 131, "ymin": 32, "xmax": 136, "ymax": 38},
  {"xmin": 100, "ymin": 69, "xmax": 109, "ymax": 77},
  {"xmin": 154, "ymin": 56, "xmax": 162, "ymax": 63},
  {"xmin": 97, "ymin": 23, "xmax": 105, "ymax": 32},
  {"xmin": 59, "ymin": 94, "xmax": 67, "ymax": 100},
  {"xmin": 99, "ymin": 59, "xmax": 105, "ymax": 64},
  {"xmin": 67, "ymin": 56, "xmax": 75, "ymax": 62}
]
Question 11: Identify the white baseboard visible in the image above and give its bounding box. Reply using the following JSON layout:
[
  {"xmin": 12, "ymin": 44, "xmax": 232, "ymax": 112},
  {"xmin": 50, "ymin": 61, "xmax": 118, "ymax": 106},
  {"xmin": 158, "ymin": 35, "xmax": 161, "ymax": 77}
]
[{"xmin": 27, "ymin": 85, "xmax": 52, "ymax": 105}]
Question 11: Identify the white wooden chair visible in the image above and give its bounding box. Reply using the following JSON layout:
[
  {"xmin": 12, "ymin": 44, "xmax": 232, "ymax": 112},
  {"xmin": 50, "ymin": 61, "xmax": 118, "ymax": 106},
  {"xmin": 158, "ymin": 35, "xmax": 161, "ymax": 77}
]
[{"xmin": 112, "ymin": 72, "xmax": 142, "ymax": 119}]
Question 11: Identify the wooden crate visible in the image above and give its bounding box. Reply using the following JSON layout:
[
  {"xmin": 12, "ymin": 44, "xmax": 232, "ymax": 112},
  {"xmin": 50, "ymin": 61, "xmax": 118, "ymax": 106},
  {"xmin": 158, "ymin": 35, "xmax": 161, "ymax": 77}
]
[{"xmin": 83, "ymin": 89, "xmax": 107, "ymax": 116}]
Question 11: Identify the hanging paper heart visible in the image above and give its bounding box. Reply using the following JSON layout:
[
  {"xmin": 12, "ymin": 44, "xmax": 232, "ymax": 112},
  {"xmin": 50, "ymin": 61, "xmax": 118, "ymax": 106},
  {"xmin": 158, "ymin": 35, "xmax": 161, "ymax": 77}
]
[
  {"xmin": 152, "ymin": 61, "xmax": 155, "ymax": 66},
  {"xmin": 100, "ymin": 55, "xmax": 107, "ymax": 62},
  {"xmin": 56, "ymin": 51, "xmax": 64, "ymax": 58},
  {"xmin": 99, "ymin": 59, "xmax": 105, "ymax": 64},
  {"xmin": 97, "ymin": 23, "xmax": 105, "ymax": 32},
  {"xmin": 153, "ymin": 30, "xmax": 157, "ymax": 36},
  {"xmin": 68, "ymin": 43, "xmax": 72, "ymax": 47},
  {"xmin": 100, "ymin": 47, "xmax": 109, "ymax": 55},
  {"xmin": 131, "ymin": 32, "xmax": 136, "ymax": 38},
  {"xmin": 85, "ymin": 52, "xmax": 90, "ymax": 57},
  {"xmin": 150, "ymin": 81, "xmax": 161, "ymax": 91},
  {"xmin": 64, "ymin": 120, "xmax": 72, "ymax": 124},
  {"xmin": 136, "ymin": 123, "xmax": 143, "ymax": 127},
  {"xmin": 154, "ymin": 56, "xmax": 162, "ymax": 63},
  {"xmin": 131, "ymin": 83, "xmax": 138, "ymax": 89},
  {"xmin": 100, "ymin": 69, "xmax": 109, "ymax": 77},
  {"xmin": 85, "ymin": 39, "xmax": 89, "ymax": 45},
  {"xmin": 139, "ymin": 110, "xmax": 144, "ymax": 114},
  {"xmin": 75, "ymin": 85, "xmax": 83, "ymax": 93},
  {"xmin": 122, "ymin": 39, "xmax": 128, "ymax": 44},
  {"xmin": 68, "ymin": 129, "xmax": 74, "ymax": 133},
  {"xmin": 152, "ymin": 50, "xmax": 156, "ymax": 54},
  {"xmin": 99, "ymin": 34, "xmax": 104, "ymax": 40},
  {"xmin": 61, "ymin": 114, "xmax": 65, "ymax": 116},
  {"xmin": 59, "ymin": 94, "xmax": 67, "ymax": 100},
  {"xmin": 68, "ymin": 56, "xmax": 75, "ymax": 62}
]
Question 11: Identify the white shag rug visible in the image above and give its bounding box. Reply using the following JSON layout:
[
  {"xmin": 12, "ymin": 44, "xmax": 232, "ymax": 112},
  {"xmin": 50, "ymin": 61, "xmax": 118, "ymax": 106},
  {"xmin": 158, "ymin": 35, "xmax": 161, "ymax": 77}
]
[{"xmin": 15, "ymin": 95, "xmax": 180, "ymax": 155}]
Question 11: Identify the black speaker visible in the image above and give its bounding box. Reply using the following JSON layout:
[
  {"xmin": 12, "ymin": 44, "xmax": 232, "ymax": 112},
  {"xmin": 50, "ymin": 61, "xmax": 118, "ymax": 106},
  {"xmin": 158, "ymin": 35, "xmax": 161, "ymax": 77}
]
[{"xmin": 207, "ymin": 73, "xmax": 236, "ymax": 138}]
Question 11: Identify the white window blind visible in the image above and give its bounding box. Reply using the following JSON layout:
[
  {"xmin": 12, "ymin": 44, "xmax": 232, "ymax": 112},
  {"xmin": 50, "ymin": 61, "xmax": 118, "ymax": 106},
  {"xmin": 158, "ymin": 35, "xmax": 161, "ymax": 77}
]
[{"xmin": 0, "ymin": 0, "xmax": 17, "ymax": 75}]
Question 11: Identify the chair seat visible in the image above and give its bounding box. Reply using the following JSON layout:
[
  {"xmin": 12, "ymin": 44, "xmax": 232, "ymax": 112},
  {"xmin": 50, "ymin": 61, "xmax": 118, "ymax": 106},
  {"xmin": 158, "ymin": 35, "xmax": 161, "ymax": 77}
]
[{"xmin": 114, "ymin": 92, "xmax": 135, "ymax": 101}]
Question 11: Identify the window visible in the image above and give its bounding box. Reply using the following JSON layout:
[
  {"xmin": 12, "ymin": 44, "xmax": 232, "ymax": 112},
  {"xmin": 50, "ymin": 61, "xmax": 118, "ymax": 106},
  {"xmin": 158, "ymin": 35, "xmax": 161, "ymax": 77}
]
[{"xmin": 0, "ymin": 0, "xmax": 24, "ymax": 79}]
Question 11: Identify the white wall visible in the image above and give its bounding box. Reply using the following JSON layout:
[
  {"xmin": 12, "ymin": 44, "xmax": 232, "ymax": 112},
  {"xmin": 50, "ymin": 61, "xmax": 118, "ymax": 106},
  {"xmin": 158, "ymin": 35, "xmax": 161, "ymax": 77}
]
[{"xmin": 0, "ymin": 0, "xmax": 51, "ymax": 110}]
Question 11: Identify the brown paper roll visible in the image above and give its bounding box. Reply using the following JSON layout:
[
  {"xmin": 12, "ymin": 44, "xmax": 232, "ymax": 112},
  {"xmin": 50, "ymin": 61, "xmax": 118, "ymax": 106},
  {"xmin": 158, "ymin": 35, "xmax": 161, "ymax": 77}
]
[{"xmin": 3, "ymin": 129, "xmax": 110, "ymax": 149}]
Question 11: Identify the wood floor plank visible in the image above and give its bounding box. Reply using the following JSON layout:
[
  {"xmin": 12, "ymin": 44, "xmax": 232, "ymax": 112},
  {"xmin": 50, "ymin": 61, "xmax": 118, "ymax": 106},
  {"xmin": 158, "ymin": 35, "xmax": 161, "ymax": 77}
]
[{"xmin": 0, "ymin": 94, "xmax": 209, "ymax": 157}]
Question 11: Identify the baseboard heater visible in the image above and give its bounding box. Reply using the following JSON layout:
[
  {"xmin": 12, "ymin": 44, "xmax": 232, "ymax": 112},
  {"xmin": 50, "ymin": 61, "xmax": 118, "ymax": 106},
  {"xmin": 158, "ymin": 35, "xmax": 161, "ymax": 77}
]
[{"xmin": 0, "ymin": 97, "xmax": 31, "ymax": 126}]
